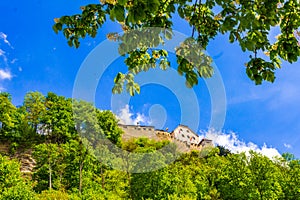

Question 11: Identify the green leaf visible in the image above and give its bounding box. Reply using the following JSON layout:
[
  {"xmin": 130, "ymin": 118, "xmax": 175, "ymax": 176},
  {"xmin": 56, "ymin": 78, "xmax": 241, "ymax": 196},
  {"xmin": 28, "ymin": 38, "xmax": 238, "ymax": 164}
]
[
  {"xmin": 229, "ymin": 32, "xmax": 234, "ymax": 43},
  {"xmin": 263, "ymin": 70, "xmax": 275, "ymax": 83},
  {"xmin": 114, "ymin": 72, "xmax": 125, "ymax": 84},
  {"xmin": 118, "ymin": 0, "xmax": 127, "ymax": 6},
  {"xmin": 254, "ymin": 74, "xmax": 263, "ymax": 85},
  {"xmin": 159, "ymin": 49, "xmax": 168, "ymax": 57},
  {"xmin": 74, "ymin": 39, "xmax": 80, "ymax": 48},
  {"xmin": 114, "ymin": 5, "xmax": 125, "ymax": 22},
  {"xmin": 52, "ymin": 25, "xmax": 58, "ymax": 34},
  {"xmin": 52, "ymin": 23, "xmax": 62, "ymax": 34},
  {"xmin": 67, "ymin": 40, "xmax": 73, "ymax": 47},
  {"xmin": 165, "ymin": 30, "xmax": 173, "ymax": 40},
  {"xmin": 159, "ymin": 59, "xmax": 170, "ymax": 70}
]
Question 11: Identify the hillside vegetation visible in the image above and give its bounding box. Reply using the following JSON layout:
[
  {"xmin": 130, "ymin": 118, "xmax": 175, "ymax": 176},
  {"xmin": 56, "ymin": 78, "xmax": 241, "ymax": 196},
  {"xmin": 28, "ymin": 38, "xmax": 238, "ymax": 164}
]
[{"xmin": 0, "ymin": 91, "xmax": 300, "ymax": 200}]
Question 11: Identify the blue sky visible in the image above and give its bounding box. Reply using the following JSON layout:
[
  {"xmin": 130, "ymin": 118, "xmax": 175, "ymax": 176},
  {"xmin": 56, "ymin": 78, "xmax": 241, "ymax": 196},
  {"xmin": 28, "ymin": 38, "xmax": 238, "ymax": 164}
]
[{"xmin": 0, "ymin": 0, "xmax": 300, "ymax": 158}]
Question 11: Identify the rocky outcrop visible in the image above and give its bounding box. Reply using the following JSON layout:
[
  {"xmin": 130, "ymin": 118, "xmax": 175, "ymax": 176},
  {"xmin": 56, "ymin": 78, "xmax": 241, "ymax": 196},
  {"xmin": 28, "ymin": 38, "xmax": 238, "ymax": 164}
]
[
  {"xmin": 0, "ymin": 142, "xmax": 9, "ymax": 155},
  {"xmin": 15, "ymin": 149, "xmax": 36, "ymax": 173},
  {"xmin": 0, "ymin": 142, "xmax": 36, "ymax": 173}
]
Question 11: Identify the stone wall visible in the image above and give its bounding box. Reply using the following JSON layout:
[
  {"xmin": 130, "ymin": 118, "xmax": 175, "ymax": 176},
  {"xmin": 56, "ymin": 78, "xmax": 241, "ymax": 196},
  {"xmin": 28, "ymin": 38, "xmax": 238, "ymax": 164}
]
[
  {"xmin": 119, "ymin": 124, "xmax": 161, "ymax": 141},
  {"xmin": 119, "ymin": 124, "xmax": 214, "ymax": 153}
]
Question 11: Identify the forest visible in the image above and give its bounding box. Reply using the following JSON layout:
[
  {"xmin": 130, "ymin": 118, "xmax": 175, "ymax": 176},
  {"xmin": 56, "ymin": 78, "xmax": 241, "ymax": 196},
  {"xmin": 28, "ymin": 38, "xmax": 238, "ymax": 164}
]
[{"xmin": 0, "ymin": 91, "xmax": 300, "ymax": 200}]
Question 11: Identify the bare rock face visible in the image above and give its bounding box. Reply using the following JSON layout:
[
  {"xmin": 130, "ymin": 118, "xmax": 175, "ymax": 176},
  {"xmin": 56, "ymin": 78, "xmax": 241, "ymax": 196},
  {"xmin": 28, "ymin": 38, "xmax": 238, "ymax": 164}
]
[
  {"xmin": 0, "ymin": 142, "xmax": 36, "ymax": 173},
  {"xmin": 15, "ymin": 149, "xmax": 36, "ymax": 173},
  {"xmin": 0, "ymin": 142, "xmax": 9, "ymax": 155}
]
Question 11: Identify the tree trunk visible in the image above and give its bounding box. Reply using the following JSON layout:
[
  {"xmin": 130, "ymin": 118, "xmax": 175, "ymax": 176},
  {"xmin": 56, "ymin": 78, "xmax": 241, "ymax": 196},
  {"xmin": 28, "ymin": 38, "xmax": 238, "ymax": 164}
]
[
  {"xmin": 49, "ymin": 163, "xmax": 52, "ymax": 190},
  {"xmin": 48, "ymin": 143, "xmax": 52, "ymax": 190},
  {"xmin": 79, "ymin": 163, "xmax": 83, "ymax": 194},
  {"xmin": 101, "ymin": 164, "xmax": 105, "ymax": 189},
  {"xmin": 127, "ymin": 171, "xmax": 133, "ymax": 199}
]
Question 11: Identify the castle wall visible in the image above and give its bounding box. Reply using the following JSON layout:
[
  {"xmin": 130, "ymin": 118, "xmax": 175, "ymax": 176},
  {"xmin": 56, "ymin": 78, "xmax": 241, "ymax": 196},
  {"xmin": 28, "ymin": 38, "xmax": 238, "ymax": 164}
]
[
  {"xmin": 119, "ymin": 124, "xmax": 214, "ymax": 153},
  {"xmin": 119, "ymin": 124, "xmax": 159, "ymax": 141}
]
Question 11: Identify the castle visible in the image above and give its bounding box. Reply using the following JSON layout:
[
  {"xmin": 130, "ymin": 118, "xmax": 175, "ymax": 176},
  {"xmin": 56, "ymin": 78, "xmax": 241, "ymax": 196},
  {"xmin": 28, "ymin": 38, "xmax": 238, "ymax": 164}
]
[{"xmin": 118, "ymin": 124, "xmax": 213, "ymax": 152}]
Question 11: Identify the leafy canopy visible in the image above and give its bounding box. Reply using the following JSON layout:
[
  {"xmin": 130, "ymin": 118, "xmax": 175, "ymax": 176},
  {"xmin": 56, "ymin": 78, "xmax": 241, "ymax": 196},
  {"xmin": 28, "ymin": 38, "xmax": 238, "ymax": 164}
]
[
  {"xmin": 3, "ymin": 91, "xmax": 300, "ymax": 199},
  {"xmin": 53, "ymin": 0, "xmax": 300, "ymax": 95}
]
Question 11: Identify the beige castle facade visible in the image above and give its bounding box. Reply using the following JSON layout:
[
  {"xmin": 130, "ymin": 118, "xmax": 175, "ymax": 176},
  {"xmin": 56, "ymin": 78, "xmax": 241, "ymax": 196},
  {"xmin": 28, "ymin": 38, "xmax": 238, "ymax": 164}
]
[{"xmin": 118, "ymin": 124, "xmax": 213, "ymax": 152}]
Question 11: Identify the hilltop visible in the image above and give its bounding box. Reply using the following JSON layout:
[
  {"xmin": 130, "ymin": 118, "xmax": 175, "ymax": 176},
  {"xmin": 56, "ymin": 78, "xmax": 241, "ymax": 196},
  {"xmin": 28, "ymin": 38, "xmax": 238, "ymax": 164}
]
[{"xmin": 1, "ymin": 91, "xmax": 300, "ymax": 200}]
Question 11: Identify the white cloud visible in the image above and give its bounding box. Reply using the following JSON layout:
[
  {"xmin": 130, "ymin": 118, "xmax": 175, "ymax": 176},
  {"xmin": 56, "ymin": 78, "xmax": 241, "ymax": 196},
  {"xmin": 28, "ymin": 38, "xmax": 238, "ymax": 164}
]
[
  {"xmin": 0, "ymin": 33, "xmax": 15, "ymax": 68},
  {"xmin": 0, "ymin": 68, "xmax": 12, "ymax": 80},
  {"xmin": 0, "ymin": 32, "xmax": 16, "ymax": 90},
  {"xmin": 0, "ymin": 49, "xmax": 5, "ymax": 56},
  {"xmin": 0, "ymin": 49, "xmax": 9, "ymax": 69},
  {"xmin": 201, "ymin": 129, "xmax": 281, "ymax": 159},
  {"xmin": 116, "ymin": 104, "xmax": 149, "ymax": 125},
  {"xmin": 0, "ymin": 49, "xmax": 7, "ymax": 63},
  {"xmin": 284, "ymin": 143, "xmax": 292, "ymax": 149},
  {"xmin": 0, "ymin": 32, "xmax": 12, "ymax": 47},
  {"xmin": 11, "ymin": 58, "xmax": 17, "ymax": 64},
  {"xmin": 0, "ymin": 68, "xmax": 12, "ymax": 93}
]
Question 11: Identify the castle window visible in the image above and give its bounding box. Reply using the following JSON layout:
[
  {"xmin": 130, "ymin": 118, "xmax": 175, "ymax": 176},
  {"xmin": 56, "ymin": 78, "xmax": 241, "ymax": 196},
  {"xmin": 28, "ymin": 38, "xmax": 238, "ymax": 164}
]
[
  {"xmin": 187, "ymin": 130, "xmax": 189, "ymax": 133},
  {"xmin": 143, "ymin": 128, "xmax": 146, "ymax": 130},
  {"xmin": 187, "ymin": 135, "xmax": 190, "ymax": 138},
  {"xmin": 137, "ymin": 128, "xmax": 141, "ymax": 130},
  {"xmin": 182, "ymin": 134, "xmax": 185, "ymax": 137}
]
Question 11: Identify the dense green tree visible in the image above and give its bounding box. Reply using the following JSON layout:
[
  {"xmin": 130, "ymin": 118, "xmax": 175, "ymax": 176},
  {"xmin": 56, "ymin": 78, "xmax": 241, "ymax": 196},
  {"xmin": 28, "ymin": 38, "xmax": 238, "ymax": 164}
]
[
  {"xmin": 54, "ymin": 0, "xmax": 300, "ymax": 95},
  {"xmin": 32, "ymin": 143, "xmax": 65, "ymax": 191},
  {"xmin": 23, "ymin": 91, "xmax": 46, "ymax": 131},
  {"xmin": 130, "ymin": 168, "xmax": 171, "ymax": 200},
  {"xmin": 43, "ymin": 92, "xmax": 76, "ymax": 143},
  {"xmin": 280, "ymin": 158, "xmax": 300, "ymax": 200},
  {"xmin": 73, "ymin": 100, "xmax": 125, "ymax": 191},
  {"xmin": 184, "ymin": 151, "xmax": 221, "ymax": 200},
  {"xmin": 0, "ymin": 183, "xmax": 36, "ymax": 200},
  {"xmin": 217, "ymin": 153, "xmax": 254, "ymax": 200},
  {"xmin": 217, "ymin": 145, "xmax": 231, "ymax": 157},
  {"xmin": 60, "ymin": 139, "xmax": 98, "ymax": 194},
  {"xmin": 0, "ymin": 155, "xmax": 22, "ymax": 194},
  {"xmin": 73, "ymin": 100, "xmax": 124, "ymax": 146},
  {"xmin": 72, "ymin": 100, "xmax": 101, "ymax": 144},
  {"xmin": 0, "ymin": 92, "xmax": 18, "ymax": 139},
  {"xmin": 247, "ymin": 151, "xmax": 284, "ymax": 200},
  {"xmin": 33, "ymin": 139, "xmax": 100, "ymax": 195},
  {"xmin": 96, "ymin": 110, "xmax": 123, "ymax": 146},
  {"xmin": 0, "ymin": 155, "xmax": 35, "ymax": 199},
  {"xmin": 13, "ymin": 106, "xmax": 40, "ymax": 144},
  {"xmin": 0, "ymin": 96, "xmax": 37, "ymax": 144},
  {"xmin": 282, "ymin": 152, "xmax": 296, "ymax": 161},
  {"xmin": 103, "ymin": 170, "xmax": 129, "ymax": 199},
  {"xmin": 36, "ymin": 190, "xmax": 71, "ymax": 200},
  {"xmin": 3, "ymin": 92, "xmax": 300, "ymax": 199}
]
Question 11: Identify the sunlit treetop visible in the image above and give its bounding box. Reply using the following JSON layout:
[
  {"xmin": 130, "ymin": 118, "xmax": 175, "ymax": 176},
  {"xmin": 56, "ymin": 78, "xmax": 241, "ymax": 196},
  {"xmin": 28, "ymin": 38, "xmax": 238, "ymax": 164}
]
[{"xmin": 53, "ymin": 0, "xmax": 300, "ymax": 95}]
